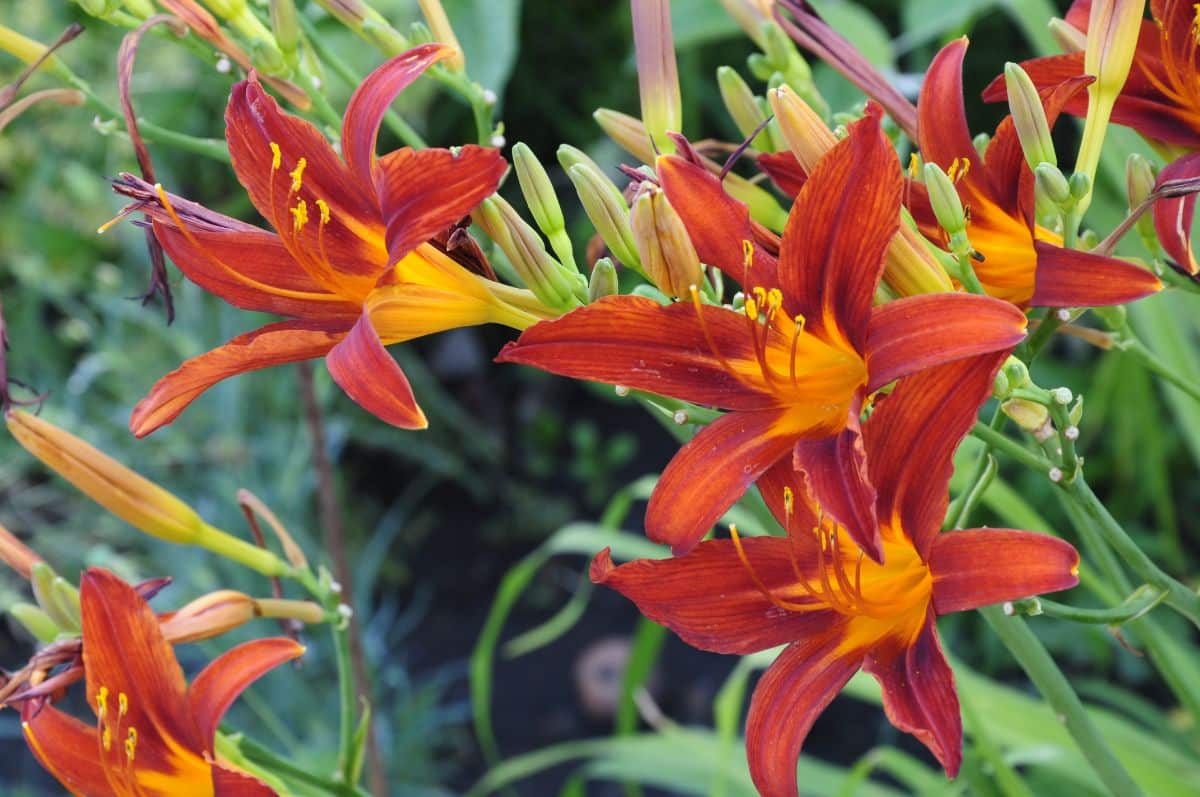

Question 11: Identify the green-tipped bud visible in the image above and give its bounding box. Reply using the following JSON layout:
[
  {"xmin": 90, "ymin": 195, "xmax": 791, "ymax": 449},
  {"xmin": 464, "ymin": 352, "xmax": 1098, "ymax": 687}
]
[
  {"xmin": 992, "ymin": 368, "xmax": 1010, "ymax": 400},
  {"xmin": 594, "ymin": 108, "xmax": 657, "ymax": 165},
  {"xmin": 1002, "ymin": 398, "xmax": 1053, "ymax": 437},
  {"xmin": 30, "ymin": 562, "xmax": 79, "ymax": 633},
  {"xmin": 513, "ymin": 142, "xmax": 574, "ymax": 271},
  {"xmin": 472, "ymin": 197, "xmax": 579, "ymax": 311},
  {"xmin": 721, "ymin": 0, "xmax": 771, "ymax": 47},
  {"xmin": 1069, "ymin": 171, "xmax": 1091, "ymax": 200},
  {"xmin": 747, "ymin": 52, "xmax": 774, "ymax": 82},
  {"xmin": 77, "ymin": 0, "xmax": 123, "ymax": 16},
  {"xmin": 973, "ymin": 132, "xmax": 991, "ymax": 159},
  {"xmin": 1035, "ymin": 163, "xmax": 1072, "ymax": 205},
  {"xmin": 631, "ymin": 184, "xmax": 702, "ymax": 299},
  {"xmin": 1049, "ymin": 17, "xmax": 1087, "ymax": 53},
  {"xmin": 924, "ymin": 163, "xmax": 967, "ymax": 237},
  {"xmin": 566, "ymin": 163, "xmax": 642, "ymax": 270},
  {"xmin": 123, "ymin": 0, "xmax": 156, "ymax": 18},
  {"xmin": 718, "ymin": 66, "xmax": 773, "ymax": 150},
  {"xmin": 632, "ymin": 0, "xmax": 682, "ymax": 153},
  {"xmin": 1004, "ymin": 62, "xmax": 1056, "ymax": 169},
  {"xmin": 589, "ymin": 257, "xmax": 619, "ymax": 301},
  {"xmin": 1126, "ymin": 153, "xmax": 1155, "ymax": 210},
  {"xmin": 270, "ymin": 0, "xmax": 302, "ymax": 66},
  {"xmin": 9, "ymin": 603, "xmax": 60, "ymax": 644},
  {"xmin": 762, "ymin": 20, "xmax": 811, "ymax": 84},
  {"xmin": 1002, "ymin": 356, "xmax": 1032, "ymax": 391},
  {"xmin": 556, "ymin": 144, "xmax": 603, "ymax": 174}
]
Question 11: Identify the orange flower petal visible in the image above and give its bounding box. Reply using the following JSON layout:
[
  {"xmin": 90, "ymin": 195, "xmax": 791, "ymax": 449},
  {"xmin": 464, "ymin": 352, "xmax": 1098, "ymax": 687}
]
[
  {"xmin": 862, "ymin": 614, "xmax": 962, "ymax": 777},
  {"xmin": 131, "ymin": 320, "xmax": 347, "ymax": 437},
  {"xmin": 744, "ymin": 631, "xmax": 862, "ymax": 797},
  {"xmin": 645, "ymin": 408, "xmax": 798, "ymax": 554},
  {"xmin": 756, "ymin": 151, "xmax": 808, "ymax": 198},
  {"xmin": 495, "ymin": 295, "xmax": 772, "ymax": 410},
  {"xmin": 930, "ymin": 529, "xmax": 1081, "ymax": 614},
  {"xmin": 590, "ymin": 543, "xmax": 836, "ymax": 654},
  {"xmin": 213, "ymin": 765, "xmax": 278, "ymax": 796},
  {"xmin": 340, "ymin": 44, "xmax": 452, "ymax": 189},
  {"xmin": 864, "ymin": 293, "xmax": 1027, "ymax": 393},
  {"xmin": 324, "ymin": 312, "xmax": 427, "ymax": 429},
  {"xmin": 918, "ymin": 40, "xmax": 985, "ymax": 186},
  {"xmin": 1153, "ymin": 152, "xmax": 1200, "ymax": 275},
  {"xmin": 188, "ymin": 638, "xmax": 304, "ymax": 744},
  {"xmin": 1031, "ymin": 241, "xmax": 1163, "ymax": 305},
  {"xmin": 778, "ymin": 109, "xmax": 900, "ymax": 350},
  {"xmin": 863, "ymin": 351, "xmax": 1010, "ymax": 558},
  {"xmin": 21, "ymin": 701, "xmax": 110, "ymax": 797},
  {"xmin": 374, "ymin": 145, "xmax": 507, "ymax": 262}
]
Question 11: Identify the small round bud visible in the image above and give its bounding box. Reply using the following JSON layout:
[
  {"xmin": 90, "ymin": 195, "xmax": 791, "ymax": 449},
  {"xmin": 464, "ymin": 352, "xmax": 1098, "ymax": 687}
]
[
  {"xmin": 1051, "ymin": 387, "xmax": 1073, "ymax": 405},
  {"xmin": 1048, "ymin": 467, "xmax": 1063, "ymax": 483},
  {"xmin": 673, "ymin": 410, "xmax": 689, "ymax": 425},
  {"xmin": 615, "ymin": 385, "xmax": 630, "ymax": 397},
  {"xmin": 1064, "ymin": 426, "xmax": 1080, "ymax": 441},
  {"xmin": 1055, "ymin": 308, "xmax": 1071, "ymax": 322}
]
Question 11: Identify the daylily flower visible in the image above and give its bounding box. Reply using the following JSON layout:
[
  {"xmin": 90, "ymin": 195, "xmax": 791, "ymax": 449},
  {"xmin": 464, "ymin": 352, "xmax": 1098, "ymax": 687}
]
[
  {"xmin": 113, "ymin": 43, "xmax": 554, "ymax": 436},
  {"xmin": 912, "ymin": 39, "xmax": 1161, "ymax": 306},
  {"xmin": 498, "ymin": 111, "xmax": 1028, "ymax": 560},
  {"xmin": 21, "ymin": 568, "xmax": 303, "ymax": 796},
  {"xmin": 984, "ymin": 0, "xmax": 1200, "ymax": 158},
  {"xmin": 591, "ymin": 350, "xmax": 1081, "ymax": 797}
]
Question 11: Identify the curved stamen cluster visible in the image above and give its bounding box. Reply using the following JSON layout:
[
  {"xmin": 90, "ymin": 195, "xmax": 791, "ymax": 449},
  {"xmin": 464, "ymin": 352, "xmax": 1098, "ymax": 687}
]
[
  {"xmin": 1147, "ymin": 1, "xmax": 1200, "ymax": 113},
  {"xmin": 95, "ymin": 685, "xmax": 140, "ymax": 793},
  {"xmin": 267, "ymin": 143, "xmax": 348, "ymax": 287}
]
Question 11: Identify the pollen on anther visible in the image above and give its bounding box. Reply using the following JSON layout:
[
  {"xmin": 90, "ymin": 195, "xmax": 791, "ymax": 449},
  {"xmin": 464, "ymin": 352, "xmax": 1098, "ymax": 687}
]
[
  {"xmin": 102, "ymin": 727, "xmax": 112, "ymax": 752},
  {"xmin": 118, "ymin": 692, "xmax": 128, "ymax": 717},
  {"xmin": 289, "ymin": 157, "xmax": 308, "ymax": 192},
  {"xmin": 782, "ymin": 486, "xmax": 794, "ymax": 516},
  {"xmin": 315, "ymin": 198, "xmax": 331, "ymax": 224},
  {"xmin": 96, "ymin": 686, "xmax": 109, "ymax": 718},
  {"xmin": 125, "ymin": 727, "xmax": 138, "ymax": 761},
  {"xmin": 741, "ymin": 239, "xmax": 754, "ymax": 269},
  {"xmin": 269, "ymin": 141, "xmax": 282, "ymax": 171},
  {"xmin": 290, "ymin": 199, "xmax": 309, "ymax": 232}
]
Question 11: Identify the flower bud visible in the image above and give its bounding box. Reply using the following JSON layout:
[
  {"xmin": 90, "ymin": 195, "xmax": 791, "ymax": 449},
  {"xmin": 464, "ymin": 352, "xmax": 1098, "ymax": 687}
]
[
  {"xmin": 564, "ymin": 162, "xmax": 643, "ymax": 271},
  {"xmin": 1035, "ymin": 163, "xmax": 1072, "ymax": 205},
  {"xmin": 472, "ymin": 197, "xmax": 580, "ymax": 311},
  {"xmin": 161, "ymin": 590, "xmax": 256, "ymax": 644},
  {"xmin": 1002, "ymin": 398, "xmax": 1053, "ymax": 436},
  {"xmin": 717, "ymin": 66, "xmax": 773, "ymax": 150},
  {"xmin": 768, "ymin": 85, "xmax": 837, "ymax": 173},
  {"xmin": 0, "ymin": 24, "xmax": 71, "ymax": 80},
  {"xmin": 588, "ymin": 257, "xmax": 619, "ymax": 301},
  {"xmin": 76, "ymin": 0, "xmax": 123, "ymax": 18},
  {"xmin": 720, "ymin": 0, "xmax": 771, "ymax": 46},
  {"xmin": 513, "ymin": 142, "xmax": 576, "ymax": 270},
  {"xmin": 1004, "ymin": 62, "xmax": 1056, "ymax": 169},
  {"xmin": 632, "ymin": 0, "xmax": 682, "ymax": 153},
  {"xmin": 973, "ymin": 132, "xmax": 991, "ymax": 158},
  {"xmin": 416, "ymin": 0, "xmax": 465, "ymax": 70},
  {"xmin": 1069, "ymin": 171, "xmax": 1091, "ymax": 200},
  {"xmin": 594, "ymin": 108, "xmax": 657, "ymax": 166},
  {"xmin": 30, "ymin": 562, "xmax": 80, "ymax": 633},
  {"xmin": 1002, "ymin": 356, "xmax": 1032, "ymax": 391},
  {"xmin": 313, "ymin": 0, "xmax": 409, "ymax": 54},
  {"xmin": 123, "ymin": 0, "xmax": 157, "ymax": 19},
  {"xmin": 1049, "ymin": 17, "xmax": 1087, "ymax": 53},
  {"xmin": 0, "ymin": 522, "xmax": 41, "ymax": 581},
  {"xmin": 924, "ymin": 163, "xmax": 967, "ymax": 237},
  {"xmin": 9, "ymin": 603, "xmax": 60, "ymax": 644},
  {"xmin": 269, "ymin": 0, "xmax": 302, "ymax": 66},
  {"xmin": 1125, "ymin": 153, "xmax": 1155, "ymax": 210},
  {"xmin": 631, "ymin": 184, "xmax": 703, "ymax": 299}
]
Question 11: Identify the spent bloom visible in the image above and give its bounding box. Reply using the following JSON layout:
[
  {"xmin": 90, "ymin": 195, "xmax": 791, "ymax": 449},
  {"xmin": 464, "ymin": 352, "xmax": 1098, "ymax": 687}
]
[
  {"xmin": 592, "ymin": 352, "xmax": 1080, "ymax": 797},
  {"xmin": 499, "ymin": 112, "xmax": 1027, "ymax": 560}
]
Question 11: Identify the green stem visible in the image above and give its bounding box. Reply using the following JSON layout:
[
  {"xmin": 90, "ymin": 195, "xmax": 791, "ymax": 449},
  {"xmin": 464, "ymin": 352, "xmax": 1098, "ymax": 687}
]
[
  {"xmin": 979, "ymin": 606, "xmax": 1145, "ymax": 797},
  {"xmin": 332, "ymin": 620, "xmax": 356, "ymax": 783},
  {"xmin": 969, "ymin": 421, "xmax": 1052, "ymax": 472},
  {"xmin": 1019, "ymin": 309, "xmax": 1064, "ymax": 361},
  {"xmin": 1061, "ymin": 478, "xmax": 1200, "ymax": 631},
  {"xmin": 238, "ymin": 735, "xmax": 370, "ymax": 797},
  {"xmin": 1006, "ymin": 587, "xmax": 1167, "ymax": 624},
  {"xmin": 1117, "ymin": 337, "xmax": 1200, "ymax": 403}
]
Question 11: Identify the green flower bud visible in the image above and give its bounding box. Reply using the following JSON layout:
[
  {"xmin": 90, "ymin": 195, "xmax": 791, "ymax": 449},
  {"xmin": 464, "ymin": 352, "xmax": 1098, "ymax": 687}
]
[
  {"xmin": 973, "ymin": 132, "xmax": 991, "ymax": 159},
  {"xmin": 1035, "ymin": 163, "xmax": 1072, "ymax": 205},
  {"xmin": 565, "ymin": 163, "xmax": 642, "ymax": 271},
  {"xmin": 9, "ymin": 602, "xmax": 60, "ymax": 644},
  {"xmin": 1125, "ymin": 153, "xmax": 1156, "ymax": 211},
  {"xmin": 472, "ymin": 197, "xmax": 579, "ymax": 311},
  {"xmin": 31, "ymin": 562, "xmax": 79, "ymax": 633},
  {"xmin": 717, "ymin": 66, "xmax": 772, "ymax": 150},
  {"xmin": 270, "ymin": 0, "xmax": 301, "ymax": 66},
  {"xmin": 1069, "ymin": 171, "xmax": 1091, "ymax": 200},
  {"xmin": 924, "ymin": 163, "xmax": 967, "ymax": 237},
  {"xmin": 1004, "ymin": 62, "xmax": 1056, "ymax": 169},
  {"xmin": 1002, "ymin": 356, "xmax": 1032, "ymax": 390},
  {"xmin": 747, "ymin": 52, "xmax": 774, "ymax": 82},
  {"xmin": 594, "ymin": 108, "xmax": 657, "ymax": 166},
  {"xmin": 589, "ymin": 257, "xmax": 619, "ymax": 301}
]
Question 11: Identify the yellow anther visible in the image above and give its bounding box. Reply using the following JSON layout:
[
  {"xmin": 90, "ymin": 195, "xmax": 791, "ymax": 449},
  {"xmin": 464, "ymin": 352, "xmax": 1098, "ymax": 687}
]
[
  {"xmin": 315, "ymin": 198, "xmax": 330, "ymax": 224},
  {"xmin": 289, "ymin": 157, "xmax": 307, "ymax": 193},
  {"xmin": 125, "ymin": 727, "xmax": 137, "ymax": 761},
  {"xmin": 782, "ymin": 486, "xmax": 794, "ymax": 516},
  {"xmin": 102, "ymin": 726, "xmax": 112, "ymax": 752},
  {"xmin": 118, "ymin": 693, "xmax": 128, "ymax": 717},
  {"xmin": 1193, "ymin": 3, "xmax": 1200, "ymax": 39},
  {"xmin": 96, "ymin": 686, "xmax": 109, "ymax": 718},
  {"xmin": 794, "ymin": 314, "xmax": 806, "ymax": 333},
  {"xmin": 947, "ymin": 156, "xmax": 971, "ymax": 183},
  {"xmin": 290, "ymin": 199, "xmax": 309, "ymax": 232},
  {"xmin": 742, "ymin": 239, "xmax": 754, "ymax": 269},
  {"xmin": 269, "ymin": 141, "xmax": 281, "ymax": 171},
  {"xmin": 907, "ymin": 152, "xmax": 920, "ymax": 179},
  {"xmin": 766, "ymin": 288, "xmax": 783, "ymax": 311},
  {"xmin": 744, "ymin": 296, "xmax": 759, "ymax": 321}
]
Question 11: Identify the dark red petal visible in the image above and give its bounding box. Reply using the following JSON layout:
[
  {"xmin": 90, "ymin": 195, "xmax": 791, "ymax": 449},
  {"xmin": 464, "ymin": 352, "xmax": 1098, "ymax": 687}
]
[
  {"xmin": 757, "ymin": 151, "xmax": 808, "ymax": 198},
  {"xmin": 79, "ymin": 568, "xmax": 203, "ymax": 753},
  {"xmin": 325, "ymin": 312, "xmax": 427, "ymax": 429},
  {"xmin": 189, "ymin": 638, "xmax": 305, "ymax": 745},
  {"xmin": 21, "ymin": 702, "xmax": 111, "ymax": 796},
  {"xmin": 981, "ymin": 53, "xmax": 1087, "ymax": 108},
  {"xmin": 1031, "ymin": 241, "xmax": 1163, "ymax": 305},
  {"xmin": 657, "ymin": 154, "xmax": 780, "ymax": 291},
  {"xmin": 225, "ymin": 78, "xmax": 387, "ymax": 289},
  {"xmin": 863, "ymin": 614, "xmax": 963, "ymax": 777},
  {"xmin": 495, "ymin": 295, "xmax": 773, "ymax": 411},
  {"xmin": 864, "ymin": 293, "xmax": 1027, "ymax": 392},
  {"xmin": 930, "ymin": 529, "xmax": 1081, "ymax": 614},
  {"xmin": 1154, "ymin": 153, "xmax": 1200, "ymax": 275},
  {"xmin": 744, "ymin": 632, "xmax": 863, "ymax": 797},
  {"xmin": 131, "ymin": 320, "xmax": 347, "ymax": 437},
  {"xmin": 863, "ymin": 351, "xmax": 1009, "ymax": 558},
  {"xmin": 792, "ymin": 413, "xmax": 882, "ymax": 562},
  {"xmin": 590, "ymin": 543, "xmax": 837, "ymax": 654},
  {"xmin": 918, "ymin": 40, "xmax": 985, "ymax": 181},
  {"xmin": 151, "ymin": 221, "xmax": 361, "ymax": 319},
  {"xmin": 778, "ymin": 110, "xmax": 901, "ymax": 350},
  {"xmin": 646, "ymin": 408, "xmax": 798, "ymax": 555},
  {"xmin": 341, "ymin": 44, "xmax": 452, "ymax": 189},
  {"xmin": 213, "ymin": 765, "xmax": 279, "ymax": 796},
  {"xmin": 374, "ymin": 145, "xmax": 507, "ymax": 262}
]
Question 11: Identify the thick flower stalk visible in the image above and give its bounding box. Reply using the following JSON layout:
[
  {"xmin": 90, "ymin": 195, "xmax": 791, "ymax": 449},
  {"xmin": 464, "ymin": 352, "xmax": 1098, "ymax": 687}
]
[
  {"xmin": 911, "ymin": 39, "xmax": 1161, "ymax": 306},
  {"xmin": 113, "ymin": 43, "xmax": 554, "ymax": 436},
  {"xmin": 591, "ymin": 351, "xmax": 1080, "ymax": 797},
  {"xmin": 498, "ymin": 112, "xmax": 1028, "ymax": 560},
  {"xmin": 20, "ymin": 568, "xmax": 304, "ymax": 796}
]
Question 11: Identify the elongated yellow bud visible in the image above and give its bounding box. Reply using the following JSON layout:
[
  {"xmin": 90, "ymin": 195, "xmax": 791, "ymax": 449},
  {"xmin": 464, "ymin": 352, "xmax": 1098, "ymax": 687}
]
[
  {"xmin": 631, "ymin": 184, "xmax": 702, "ymax": 299},
  {"xmin": 0, "ymin": 522, "xmax": 41, "ymax": 580},
  {"xmin": 767, "ymin": 85, "xmax": 837, "ymax": 173},
  {"xmin": 1004, "ymin": 62, "xmax": 1056, "ymax": 169},
  {"xmin": 562, "ymin": 159, "xmax": 643, "ymax": 271},
  {"xmin": 161, "ymin": 590, "xmax": 327, "ymax": 643},
  {"xmin": 632, "ymin": 0, "xmax": 682, "ymax": 153},
  {"xmin": 595, "ymin": 107, "xmax": 658, "ymax": 166},
  {"xmin": 416, "ymin": 0, "xmax": 465, "ymax": 70}
]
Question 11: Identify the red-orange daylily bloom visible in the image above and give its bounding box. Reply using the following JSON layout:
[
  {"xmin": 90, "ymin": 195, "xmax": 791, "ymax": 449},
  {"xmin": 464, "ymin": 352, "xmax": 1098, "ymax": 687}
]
[
  {"xmin": 498, "ymin": 112, "xmax": 1028, "ymax": 560},
  {"xmin": 591, "ymin": 351, "xmax": 1081, "ymax": 797},
  {"xmin": 986, "ymin": 0, "xmax": 1200, "ymax": 155},
  {"xmin": 20, "ymin": 568, "xmax": 303, "ymax": 796},
  {"xmin": 114, "ymin": 43, "xmax": 553, "ymax": 436},
  {"xmin": 911, "ymin": 39, "xmax": 1160, "ymax": 306}
]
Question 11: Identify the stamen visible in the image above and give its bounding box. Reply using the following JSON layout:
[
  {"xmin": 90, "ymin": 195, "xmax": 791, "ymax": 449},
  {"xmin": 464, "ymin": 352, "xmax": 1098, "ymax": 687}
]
[
  {"xmin": 729, "ymin": 525, "xmax": 811, "ymax": 612},
  {"xmin": 97, "ymin": 207, "xmax": 134, "ymax": 235},
  {"xmin": 118, "ymin": 692, "xmax": 128, "ymax": 717},
  {"xmin": 124, "ymin": 727, "xmax": 137, "ymax": 762},
  {"xmin": 102, "ymin": 726, "xmax": 112, "ymax": 752},
  {"xmin": 948, "ymin": 156, "xmax": 971, "ymax": 183},
  {"xmin": 269, "ymin": 141, "xmax": 281, "ymax": 171},
  {"xmin": 907, "ymin": 152, "xmax": 920, "ymax": 180},
  {"xmin": 826, "ymin": 531, "xmax": 863, "ymax": 612},
  {"xmin": 789, "ymin": 314, "xmax": 806, "ymax": 386},
  {"xmin": 289, "ymin": 157, "xmax": 307, "ymax": 193},
  {"xmin": 96, "ymin": 686, "xmax": 109, "ymax": 719},
  {"xmin": 315, "ymin": 198, "xmax": 331, "ymax": 224},
  {"xmin": 290, "ymin": 199, "xmax": 309, "ymax": 232},
  {"xmin": 741, "ymin": 239, "xmax": 754, "ymax": 285},
  {"xmin": 689, "ymin": 285, "xmax": 741, "ymax": 382}
]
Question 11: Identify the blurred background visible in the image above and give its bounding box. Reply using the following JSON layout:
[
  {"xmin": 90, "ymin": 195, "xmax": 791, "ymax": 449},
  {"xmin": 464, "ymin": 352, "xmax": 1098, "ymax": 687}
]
[{"xmin": 1, "ymin": 1, "xmax": 1197, "ymax": 795}]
